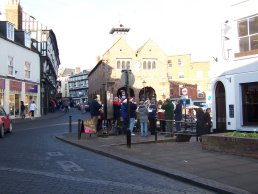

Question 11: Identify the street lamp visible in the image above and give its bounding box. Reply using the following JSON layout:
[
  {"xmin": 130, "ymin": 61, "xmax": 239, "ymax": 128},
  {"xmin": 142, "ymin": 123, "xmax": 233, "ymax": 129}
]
[{"xmin": 142, "ymin": 80, "xmax": 146, "ymax": 101}]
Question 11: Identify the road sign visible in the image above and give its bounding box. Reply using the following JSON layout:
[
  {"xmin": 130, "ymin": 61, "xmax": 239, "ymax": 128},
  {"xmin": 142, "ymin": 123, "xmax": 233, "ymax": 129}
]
[{"xmin": 121, "ymin": 70, "xmax": 135, "ymax": 87}]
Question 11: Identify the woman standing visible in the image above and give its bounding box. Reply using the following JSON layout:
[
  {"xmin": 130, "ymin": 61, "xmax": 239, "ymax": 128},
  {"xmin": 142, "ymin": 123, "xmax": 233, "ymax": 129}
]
[
  {"xmin": 20, "ymin": 101, "xmax": 25, "ymax": 119},
  {"xmin": 137, "ymin": 101, "xmax": 149, "ymax": 137}
]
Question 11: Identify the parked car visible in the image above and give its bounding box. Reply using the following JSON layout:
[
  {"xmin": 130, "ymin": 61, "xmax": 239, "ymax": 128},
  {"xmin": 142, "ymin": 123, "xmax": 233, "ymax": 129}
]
[{"xmin": 0, "ymin": 106, "xmax": 13, "ymax": 138}]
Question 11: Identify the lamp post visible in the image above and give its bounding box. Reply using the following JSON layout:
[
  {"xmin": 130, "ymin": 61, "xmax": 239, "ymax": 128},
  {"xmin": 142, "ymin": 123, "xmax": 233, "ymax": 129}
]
[{"xmin": 142, "ymin": 80, "xmax": 146, "ymax": 101}]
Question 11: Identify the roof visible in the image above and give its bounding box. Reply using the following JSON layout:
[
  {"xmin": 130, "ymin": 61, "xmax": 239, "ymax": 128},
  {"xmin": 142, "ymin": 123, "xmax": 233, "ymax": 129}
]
[{"xmin": 219, "ymin": 61, "xmax": 258, "ymax": 77}]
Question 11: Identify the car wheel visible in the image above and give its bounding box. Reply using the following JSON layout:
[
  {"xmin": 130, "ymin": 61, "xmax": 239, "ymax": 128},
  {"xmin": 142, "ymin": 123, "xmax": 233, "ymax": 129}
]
[
  {"xmin": 8, "ymin": 122, "xmax": 13, "ymax": 133},
  {"xmin": 0, "ymin": 125, "xmax": 4, "ymax": 138}
]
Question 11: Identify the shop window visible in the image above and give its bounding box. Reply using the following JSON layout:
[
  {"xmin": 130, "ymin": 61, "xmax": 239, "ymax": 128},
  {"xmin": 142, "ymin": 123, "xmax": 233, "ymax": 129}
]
[{"xmin": 242, "ymin": 82, "xmax": 258, "ymax": 125}]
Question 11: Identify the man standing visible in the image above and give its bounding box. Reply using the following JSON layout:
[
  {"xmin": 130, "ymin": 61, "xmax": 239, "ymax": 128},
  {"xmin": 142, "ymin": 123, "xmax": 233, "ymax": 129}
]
[
  {"xmin": 174, "ymin": 100, "xmax": 182, "ymax": 132},
  {"xmin": 161, "ymin": 98, "xmax": 174, "ymax": 136},
  {"xmin": 90, "ymin": 95, "xmax": 102, "ymax": 133}
]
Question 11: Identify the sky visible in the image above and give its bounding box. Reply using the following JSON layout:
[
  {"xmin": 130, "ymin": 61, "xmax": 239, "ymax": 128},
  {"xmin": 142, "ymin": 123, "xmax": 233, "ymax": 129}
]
[{"xmin": 0, "ymin": 0, "xmax": 231, "ymax": 70}]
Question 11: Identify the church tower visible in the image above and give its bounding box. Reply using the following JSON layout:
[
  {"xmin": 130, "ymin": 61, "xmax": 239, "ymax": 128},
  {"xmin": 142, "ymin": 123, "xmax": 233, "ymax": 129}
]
[
  {"xmin": 5, "ymin": 0, "xmax": 23, "ymax": 30},
  {"xmin": 109, "ymin": 23, "xmax": 130, "ymax": 43}
]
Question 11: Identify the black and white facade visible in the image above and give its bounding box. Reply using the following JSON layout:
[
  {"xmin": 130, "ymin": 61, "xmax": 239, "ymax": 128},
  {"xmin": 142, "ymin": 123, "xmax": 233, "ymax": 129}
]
[{"xmin": 3, "ymin": 0, "xmax": 60, "ymax": 115}]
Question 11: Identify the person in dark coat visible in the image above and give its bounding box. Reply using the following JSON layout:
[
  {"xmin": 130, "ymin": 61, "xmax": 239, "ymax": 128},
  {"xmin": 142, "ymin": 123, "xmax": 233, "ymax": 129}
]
[
  {"xmin": 112, "ymin": 97, "xmax": 121, "ymax": 135},
  {"xmin": 196, "ymin": 108, "xmax": 205, "ymax": 141},
  {"xmin": 174, "ymin": 100, "xmax": 182, "ymax": 132},
  {"xmin": 90, "ymin": 95, "xmax": 102, "ymax": 132},
  {"xmin": 161, "ymin": 98, "xmax": 174, "ymax": 136},
  {"xmin": 203, "ymin": 108, "xmax": 212, "ymax": 135},
  {"xmin": 148, "ymin": 99, "xmax": 157, "ymax": 135},
  {"xmin": 129, "ymin": 98, "xmax": 137, "ymax": 136}
]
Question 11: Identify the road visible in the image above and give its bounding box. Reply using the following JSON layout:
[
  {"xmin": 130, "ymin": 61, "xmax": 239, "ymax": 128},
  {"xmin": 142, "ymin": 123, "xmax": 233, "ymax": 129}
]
[{"xmin": 0, "ymin": 108, "xmax": 216, "ymax": 194}]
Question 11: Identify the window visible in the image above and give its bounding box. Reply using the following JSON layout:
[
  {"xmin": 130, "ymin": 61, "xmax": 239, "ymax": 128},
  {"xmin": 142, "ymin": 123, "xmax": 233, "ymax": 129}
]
[
  {"xmin": 24, "ymin": 32, "xmax": 31, "ymax": 48},
  {"xmin": 242, "ymin": 82, "xmax": 258, "ymax": 125},
  {"xmin": 178, "ymin": 72, "xmax": 184, "ymax": 78},
  {"xmin": 117, "ymin": 61, "xmax": 121, "ymax": 69},
  {"xmin": 6, "ymin": 22, "xmax": 14, "ymax": 41},
  {"xmin": 143, "ymin": 60, "xmax": 156, "ymax": 70},
  {"xmin": 8, "ymin": 56, "xmax": 14, "ymax": 75},
  {"xmin": 122, "ymin": 61, "xmax": 125, "ymax": 69},
  {"xmin": 143, "ymin": 61, "xmax": 147, "ymax": 69},
  {"xmin": 25, "ymin": 61, "xmax": 31, "ymax": 79},
  {"xmin": 152, "ymin": 61, "xmax": 156, "ymax": 69},
  {"xmin": 148, "ymin": 61, "xmax": 151, "ymax": 69},
  {"xmin": 178, "ymin": 58, "xmax": 183, "ymax": 66},
  {"xmin": 238, "ymin": 15, "xmax": 258, "ymax": 52},
  {"xmin": 168, "ymin": 60, "xmax": 172, "ymax": 67},
  {"xmin": 197, "ymin": 85, "xmax": 204, "ymax": 98},
  {"xmin": 126, "ymin": 61, "xmax": 130, "ymax": 69}
]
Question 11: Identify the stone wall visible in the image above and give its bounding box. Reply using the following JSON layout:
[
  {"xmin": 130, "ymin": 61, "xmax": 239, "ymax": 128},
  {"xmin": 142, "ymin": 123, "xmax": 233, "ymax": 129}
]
[{"xmin": 202, "ymin": 134, "xmax": 258, "ymax": 159}]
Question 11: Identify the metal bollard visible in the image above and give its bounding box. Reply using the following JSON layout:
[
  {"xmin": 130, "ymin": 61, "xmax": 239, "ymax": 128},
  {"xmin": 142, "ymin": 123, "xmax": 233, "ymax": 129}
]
[
  {"xmin": 69, "ymin": 115, "xmax": 72, "ymax": 133},
  {"xmin": 78, "ymin": 119, "xmax": 81, "ymax": 140},
  {"xmin": 155, "ymin": 131, "xmax": 157, "ymax": 142},
  {"xmin": 126, "ymin": 129, "xmax": 131, "ymax": 148}
]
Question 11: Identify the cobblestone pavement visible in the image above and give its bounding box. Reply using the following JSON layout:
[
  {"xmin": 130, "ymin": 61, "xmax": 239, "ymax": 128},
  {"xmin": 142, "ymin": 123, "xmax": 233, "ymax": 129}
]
[
  {"xmin": 0, "ymin": 108, "xmax": 216, "ymax": 194},
  {"xmin": 57, "ymin": 110, "xmax": 257, "ymax": 194}
]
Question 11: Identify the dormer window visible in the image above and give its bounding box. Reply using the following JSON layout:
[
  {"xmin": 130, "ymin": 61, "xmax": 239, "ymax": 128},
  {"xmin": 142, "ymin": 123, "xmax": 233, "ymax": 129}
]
[
  {"xmin": 7, "ymin": 22, "xmax": 14, "ymax": 41},
  {"xmin": 24, "ymin": 32, "xmax": 31, "ymax": 48}
]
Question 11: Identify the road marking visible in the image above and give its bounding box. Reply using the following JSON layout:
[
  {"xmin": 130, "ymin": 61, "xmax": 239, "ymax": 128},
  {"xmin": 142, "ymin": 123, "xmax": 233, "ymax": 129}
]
[
  {"xmin": 56, "ymin": 161, "xmax": 84, "ymax": 172},
  {"xmin": 46, "ymin": 152, "xmax": 64, "ymax": 157}
]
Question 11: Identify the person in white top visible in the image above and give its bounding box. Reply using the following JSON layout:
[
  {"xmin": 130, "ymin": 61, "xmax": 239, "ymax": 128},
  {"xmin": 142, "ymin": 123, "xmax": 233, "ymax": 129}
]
[{"xmin": 29, "ymin": 101, "xmax": 37, "ymax": 120}]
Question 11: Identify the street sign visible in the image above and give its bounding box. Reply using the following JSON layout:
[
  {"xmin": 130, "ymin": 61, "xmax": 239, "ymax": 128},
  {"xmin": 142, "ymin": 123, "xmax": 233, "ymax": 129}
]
[{"xmin": 121, "ymin": 70, "xmax": 135, "ymax": 87}]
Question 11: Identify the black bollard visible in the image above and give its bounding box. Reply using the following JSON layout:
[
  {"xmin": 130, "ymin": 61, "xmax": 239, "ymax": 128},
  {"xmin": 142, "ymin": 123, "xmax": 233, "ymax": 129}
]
[
  {"xmin": 69, "ymin": 115, "xmax": 72, "ymax": 133},
  {"xmin": 78, "ymin": 119, "xmax": 81, "ymax": 140},
  {"xmin": 126, "ymin": 129, "xmax": 131, "ymax": 148}
]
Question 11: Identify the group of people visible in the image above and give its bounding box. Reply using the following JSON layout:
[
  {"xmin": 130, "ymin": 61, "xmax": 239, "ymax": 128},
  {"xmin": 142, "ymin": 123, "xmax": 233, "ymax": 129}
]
[
  {"xmin": 89, "ymin": 95, "xmax": 212, "ymax": 139},
  {"xmin": 113, "ymin": 97, "xmax": 158, "ymax": 137},
  {"xmin": 20, "ymin": 100, "xmax": 37, "ymax": 120}
]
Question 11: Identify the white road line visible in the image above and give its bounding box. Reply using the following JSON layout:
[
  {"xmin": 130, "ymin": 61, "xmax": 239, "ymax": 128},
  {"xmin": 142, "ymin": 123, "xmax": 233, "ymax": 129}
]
[
  {"xmin": 46, "ymin": 152, "xmax": 64, "ymax": 157},
  {"xmin": 56, "ymin": 161, "xmax": 84, "ymax": 172}
]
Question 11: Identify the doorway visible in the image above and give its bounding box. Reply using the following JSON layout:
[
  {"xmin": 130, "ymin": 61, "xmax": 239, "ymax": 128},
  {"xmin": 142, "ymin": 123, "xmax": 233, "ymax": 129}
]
[
  {"xmin": 215, "ymin": 81, "xmax": 226, "ymax": 132},
  {"xmin": 9, "ymin": 94, "xmax": 20, "ymax": 117}
]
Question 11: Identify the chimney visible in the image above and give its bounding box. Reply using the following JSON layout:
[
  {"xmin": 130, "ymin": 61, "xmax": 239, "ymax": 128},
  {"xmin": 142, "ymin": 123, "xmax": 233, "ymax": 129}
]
[
  {"xmin": 5, "ymin": 0, "xmax": 23, "ymax": 30},
  {"xmin": 75, "ymin": 67, "xmax": 81, "ymax": 73}
]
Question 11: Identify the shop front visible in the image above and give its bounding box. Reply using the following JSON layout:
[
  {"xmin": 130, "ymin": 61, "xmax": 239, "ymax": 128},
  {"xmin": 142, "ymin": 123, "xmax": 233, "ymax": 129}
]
[
  {"xmin": 25, "ymin": 83, "xmax": 38, "ymax": 115},
  {"xmin": 9, "ymin": 80, "xmax": 21, "ymax": 117},
  {"xmin": 0, "ymin": 79, "xmax": 4, "ymax": 107}
]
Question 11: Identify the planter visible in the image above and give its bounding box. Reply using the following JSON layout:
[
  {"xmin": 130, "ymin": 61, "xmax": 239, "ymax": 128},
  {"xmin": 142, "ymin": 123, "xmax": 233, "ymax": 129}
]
[
  {"xmin": 175, "ymin": 133, "xmax": 192, "ymax": 142},
  {"xmin": 202, "ymin": 134, "xmax": 258, "ymax": 159}
]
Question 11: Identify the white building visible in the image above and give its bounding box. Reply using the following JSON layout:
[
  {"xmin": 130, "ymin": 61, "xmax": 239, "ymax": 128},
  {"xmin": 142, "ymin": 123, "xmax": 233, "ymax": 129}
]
[
  {"xmin": 0, "ymin": 21, "xmax": 41, "ymax": 118},
  {"xmin": 211, "ymin": 0, "xmax": 258, "ymax": 132}
]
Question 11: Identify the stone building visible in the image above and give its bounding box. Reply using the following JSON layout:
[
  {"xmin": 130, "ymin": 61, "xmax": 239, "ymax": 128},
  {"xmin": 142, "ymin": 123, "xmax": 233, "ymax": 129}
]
[{"xmin": 88, "ymin": 23, "xmax": 211, "ymax": 107}]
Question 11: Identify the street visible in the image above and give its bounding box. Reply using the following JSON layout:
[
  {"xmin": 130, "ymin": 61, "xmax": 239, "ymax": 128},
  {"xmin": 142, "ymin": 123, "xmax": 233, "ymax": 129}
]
[{"xmin": 0, "ymin": 108, "xmax": 215, "ymax": 194}]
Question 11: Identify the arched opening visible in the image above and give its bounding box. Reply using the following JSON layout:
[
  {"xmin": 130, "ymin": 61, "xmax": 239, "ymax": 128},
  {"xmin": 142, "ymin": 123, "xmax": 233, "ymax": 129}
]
[
  {"xmin": 139, "ymin": 87, "xmax": 156, "ymax": 101},
  {"xmin": 215, "ymin": 81, "xmax": 226, "ymax": 132}
]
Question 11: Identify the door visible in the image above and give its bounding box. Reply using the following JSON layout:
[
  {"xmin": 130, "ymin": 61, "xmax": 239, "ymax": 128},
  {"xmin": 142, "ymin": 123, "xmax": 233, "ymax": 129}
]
[{"xmin": 215, "ymin": 81, "xmax": 226, "ymax": 132}]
